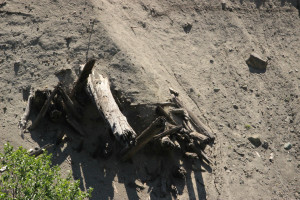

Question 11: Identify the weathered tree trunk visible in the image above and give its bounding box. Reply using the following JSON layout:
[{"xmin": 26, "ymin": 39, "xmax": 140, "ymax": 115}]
[{"xmin": 85, "ymin": 69, "xmax": 137, "ymax": 148}]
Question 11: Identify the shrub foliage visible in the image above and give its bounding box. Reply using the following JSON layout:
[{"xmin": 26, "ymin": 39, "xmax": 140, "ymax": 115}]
[{"xmin": 0, "ymin": 143, "xmax": 92, "ymax": 199}]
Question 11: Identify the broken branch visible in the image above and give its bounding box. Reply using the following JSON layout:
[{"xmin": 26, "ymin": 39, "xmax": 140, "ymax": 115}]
[
  {"xmin": 122, "ymin": 117, "xmax": 166, "ymax": 161},
  {"xmin": 30, "ymin": 86, "xmax": 58, "ymax": 130}
]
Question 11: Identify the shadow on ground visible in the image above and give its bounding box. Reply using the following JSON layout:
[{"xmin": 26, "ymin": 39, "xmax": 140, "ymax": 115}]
[{"xmin": 27, "ymin": 99, "xmax": 210, "ymax": 199}]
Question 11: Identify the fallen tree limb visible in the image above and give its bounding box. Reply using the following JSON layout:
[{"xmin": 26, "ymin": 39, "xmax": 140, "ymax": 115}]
[
  {"xmin": 58, "ymin": 86, "xmax": 81, "ymax": 119},
  {"xmin": 172, "ymin": 97, "xmax": 215, "ymax": 140},
  {"xmin": 86, "ymin": 68, "xmax": 137, "ymax": 148},
  {"xmin": 189, "ymin": 142, "xmax": 212, "ymax": 164},
  {"xmin": 153, "ymin": 125, "xmax": 182, "ymax": 140},
  {"xmin": 30, "ymin": 86, "xmax": 58, "ymax": 130},
  {"xmin": 122, "ymin": 117, "xmax": 166, "ymax": 161},
  {"xmin": 156, "ymin": 106, "xmax": 177, "ymax": 125},
  {"xmin": 189, "ymin": 131, "xmax": 209, "ymax": 143}
]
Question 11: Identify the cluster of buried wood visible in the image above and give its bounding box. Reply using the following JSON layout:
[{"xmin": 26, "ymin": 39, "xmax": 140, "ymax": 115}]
[{"xmin": 19, "ymin": 59, "xmax": 215, "ymax": 164}]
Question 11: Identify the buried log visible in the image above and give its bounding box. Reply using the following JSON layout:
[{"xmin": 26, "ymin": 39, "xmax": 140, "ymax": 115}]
[
  {"xmin": 122, "ymin": 117, "xmax": 166, "ymax": 161},
  {"xmin": 85, "ymin": 68, "xmax": 137, "ymax": 148}
]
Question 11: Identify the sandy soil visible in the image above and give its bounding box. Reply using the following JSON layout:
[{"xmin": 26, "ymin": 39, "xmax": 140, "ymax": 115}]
[{"xmin": 0, "ymin": 0, "xmax": 300, "ymax": 199}]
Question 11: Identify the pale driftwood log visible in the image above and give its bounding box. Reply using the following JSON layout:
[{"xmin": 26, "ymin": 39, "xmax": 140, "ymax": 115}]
[
  {"xmin": 85, "ymin": 68, "xmax": 137, "ymax": 148},
  {"xmin": 122, "ymin": 117, "xmax": 166, "ymax": 161},
  {"xmin": 19, "ymin": 88, "xmax": 34, "ymax": 132}
]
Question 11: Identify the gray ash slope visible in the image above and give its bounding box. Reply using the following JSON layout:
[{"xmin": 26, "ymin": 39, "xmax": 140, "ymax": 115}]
[{"xmin": 0, "ymin": 0, "xmax": 300, "ymax": 199}]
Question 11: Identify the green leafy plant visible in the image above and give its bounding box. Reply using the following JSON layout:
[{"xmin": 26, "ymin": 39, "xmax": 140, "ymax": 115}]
[
  {"xmin": 0, "ymin": 143, "xmax": 93, "ymax": 200},
  {"xmin": 244, "ymin": 124, "xmax": 251, "ymax": 130}
]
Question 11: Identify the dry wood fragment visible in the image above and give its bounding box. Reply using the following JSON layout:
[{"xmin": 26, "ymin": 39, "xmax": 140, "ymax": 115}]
[
  {"xmin": 172, "ymin": 96, "xmax": 215, "ymax": 140},
  {"xmin": 70, "ymin": 59, "xmax": 96, "ymax": 99},
  {"xmin": 86, "ymin": 68, "xmax": 137, "ymax": 147},
  {"xmin": 156, "ymin": 105, "xmax": 177, "ymax": 125},
  {"xmin": 184, "ymin": 152, "xmax": 199, "ymax": 159},
  {"xmin": 29, "ymin": 144, "xmax": 54, "ymax": 157},
  {"xmin": 160, "ymin": 136, "xmax": 176, "ymax": 150},
  {"xmin": 189, "ymin": 142, "xmax": 212, "ymax": 164},
  {"xmin": 169, "ymin": 88, "xmax": 179, "ymax": 97},
  {"xmin": 189, "ymin": 131, "xmax": 209, "ymax": 143},
  {"xmin": 19, "ymin": 88, "xmax": 34, "ymax": 132},
  {"xmin": 57, "ymin": 86, "xmax": 81, "ymax": 119},
  {"xmin": 122, "ymin": 117, "xmax": 166, "ymax": 161},
  {"xmin": 30, "ymin": 86, "xmax": 58, "ymax": 130},
  {"xmin": 153, "ymin": 125, "xmax": 182, "ymax": 139}
]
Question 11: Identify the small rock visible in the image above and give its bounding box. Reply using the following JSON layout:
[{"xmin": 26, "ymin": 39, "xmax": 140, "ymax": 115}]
[
  {"xmin": 248, "ymin": 134, "xmax": 261, "ymax": 147},
  {"xmin": 269, "ymin": 153, "xmax": 274, "ymax": 162},
  {"xmin": 262, "ymin": 140, "xmax": 269, "ymax": 149},
  {"xmin": 214, "ymin": 88, "xmax": 220, "ymax": 92},
  {"xmin": 210, "ymin": 60, "xmax": 214, "ymax": 64},
  {"xmin": 183, "ymin": 23, "xmax": 192, "ymax": 33},
  {"xmin": 233, "ymin": 104, "xmax": 238, "ymax": 109},
  {"xmin": 284, "ymin": 142, "xmax": 292, "ymax": 150},
  {"xmin": 241, "ymin": 85, "xmax": 248, "ymax": 91},
  {"xmin": 246, "ymin": 53, "xmax": 268, "ymax": 71}
]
